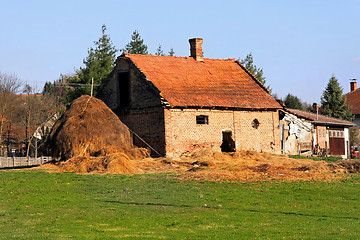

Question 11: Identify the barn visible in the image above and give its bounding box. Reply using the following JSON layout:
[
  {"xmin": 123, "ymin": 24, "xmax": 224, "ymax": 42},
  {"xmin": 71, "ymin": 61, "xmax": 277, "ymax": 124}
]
[{"xmin": 98, "ymin": 38, "xmax": 283, "ymax": 157}]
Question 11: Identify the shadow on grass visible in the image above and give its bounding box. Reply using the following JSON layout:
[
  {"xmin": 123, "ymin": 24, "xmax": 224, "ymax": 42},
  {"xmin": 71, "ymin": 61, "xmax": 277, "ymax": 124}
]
[
  {"xmin": 103, "ymin": 200, "xmax": 359, "ymax": 220},
  {"xmin": 103, "ymin": 200, "xmax": 192, "ymax": 208},
  {"xmin": 246, "ymin": 209, "xmax": 360, "ymax": 220}
]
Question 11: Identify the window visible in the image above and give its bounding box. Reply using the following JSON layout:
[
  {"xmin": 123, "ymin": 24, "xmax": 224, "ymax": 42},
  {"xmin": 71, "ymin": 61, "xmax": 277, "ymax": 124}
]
[
  {"xmin": 196, "ymin": 115, "xmax": 209, "ymax": 125},
  {"xmin": 251, "ymin": 119, "xmax": 260, "ymax": 129}
]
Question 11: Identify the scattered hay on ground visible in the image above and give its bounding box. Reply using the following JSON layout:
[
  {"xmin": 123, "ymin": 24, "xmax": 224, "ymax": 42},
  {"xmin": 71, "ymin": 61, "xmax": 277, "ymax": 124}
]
[
  {"xmin": 39, "ymin": 147, "xmax": 360, "ymax": 181},
  {"xmin": 131, "ymin": 149, "xmax": 359, "ymax": 182}
]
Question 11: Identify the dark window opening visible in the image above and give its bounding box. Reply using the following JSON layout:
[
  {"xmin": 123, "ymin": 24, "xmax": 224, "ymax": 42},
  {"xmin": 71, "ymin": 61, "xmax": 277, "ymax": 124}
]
[
  {"xmin": 251, "ymin": 119, "xmax": 260, "ymax": 129},
  {"xmin": 119, "ymin": 72, "xmax": 130, "ymax": 108},
  {"xmin": 221, "ymin": 131, "xmax": 235, "ymax": 152},
  {"xmin": 196, "ymin": 115, "xmax": 209, "ymax": 125}
]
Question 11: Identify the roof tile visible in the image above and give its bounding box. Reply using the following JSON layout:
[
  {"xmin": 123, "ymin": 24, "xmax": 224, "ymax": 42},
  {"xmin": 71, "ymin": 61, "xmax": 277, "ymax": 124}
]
[
  {"xmin": 123, "ymin": 53, "xmax": 282, "ymax": 109},
  {"xmin": 344, "ymin": 88, "xmax": 360, "ymax": 115}
]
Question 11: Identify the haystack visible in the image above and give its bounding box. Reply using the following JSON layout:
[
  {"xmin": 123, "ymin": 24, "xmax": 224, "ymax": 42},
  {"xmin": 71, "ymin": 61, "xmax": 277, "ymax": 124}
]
[{"xmin": 46, "ymin": 95, "xmax": 148, "ymax": 173}]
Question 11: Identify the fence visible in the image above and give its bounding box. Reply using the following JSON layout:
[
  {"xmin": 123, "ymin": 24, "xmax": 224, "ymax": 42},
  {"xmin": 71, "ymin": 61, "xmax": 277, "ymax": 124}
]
[{"xmin": 0, "ymin": 156, "xmax": 53, "ymax": 168}]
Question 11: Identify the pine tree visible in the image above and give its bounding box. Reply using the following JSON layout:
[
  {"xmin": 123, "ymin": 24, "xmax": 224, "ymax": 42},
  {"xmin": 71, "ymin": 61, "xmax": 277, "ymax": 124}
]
[
  {"xmin": 240, "ymin": 53, "xmax": 270, "ymax": 92},
  {"xmin": 168, "ymin": 48, "xmax": 175, "ymax": 56},
  {"xmin": 122, "ymin": 30, "xmax": 148, "ymax": 54},
  {"xmin": 67, "ymin": 25, "xmax": 117, "ymax": 102},
  {"xmin": 284, "ymin": 93, "xmax": 303, "ymax": 110},
  {"xmin": 320, "ymin": 75, "xmax": 353, "ymax": 121},
  {"xmin": 80, "ymin": 24, "xmax": 117, "ymax": 87},
  {"xmin": 155, "ymin": 45, "xmax": 165, "ymax": 56}
]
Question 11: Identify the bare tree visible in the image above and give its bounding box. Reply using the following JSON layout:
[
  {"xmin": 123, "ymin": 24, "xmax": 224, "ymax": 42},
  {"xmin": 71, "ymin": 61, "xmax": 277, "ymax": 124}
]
[
  {"xmin": 0, "ymin": 72, "xmax": 22, "ymax": 156},
  {"xmin": 21, "ymin": 84, "xmax": 58, "ymax": 158}
]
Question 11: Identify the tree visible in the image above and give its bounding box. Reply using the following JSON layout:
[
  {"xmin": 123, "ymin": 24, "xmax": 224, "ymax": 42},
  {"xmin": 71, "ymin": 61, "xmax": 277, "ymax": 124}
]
[
  {"xmin": 122, "ymin": 30, "xmax": 148, "ymax": 54},
  {"xmin": 284, "ymin": 93, "xmax": 303, "ymax": 110},
  {"xmin": 43, "ymin": 74, "xmax": 78, "ymax": 107},
  {"xmin": 155, "ymin": 45, "xmax": 165, "ymax": 56},
  {"xmin": 320, "ymin": 75, "xmax": 353, "ymax": 121},
  {"xmin": 168, "ymin": 48, "xmax": 175, "ymax": 56},
  {"xmin": 67, "ymin": 25, "xmax": 117, "ymax": 102},
  {"xmin": 349, "ymin": 126, "xmax": 360, "ymax": 147},
  {"xmin": 240, "ymin": 53, "xmax": 270, "ymax": 92},
  {"xmin": 0, "ymin": 72, "xmax": 22, "ymax": 156},
  {"xmin": 21, "ymin": 85, "xmax": 58, "ymax": 157}
]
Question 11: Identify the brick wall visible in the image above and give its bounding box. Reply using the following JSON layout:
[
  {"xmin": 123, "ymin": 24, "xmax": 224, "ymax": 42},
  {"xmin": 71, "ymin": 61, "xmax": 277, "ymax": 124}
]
[
  {"xmin": 119, "ymin": 107, "xmax": 166, "ymax": 157},
  {"xmin": 234, "ymin": 110, "xmax": 280, "ymax": 153},
  {"xmin": 164, "ymin": 108, "xmax": 280, "ymax": 157}
]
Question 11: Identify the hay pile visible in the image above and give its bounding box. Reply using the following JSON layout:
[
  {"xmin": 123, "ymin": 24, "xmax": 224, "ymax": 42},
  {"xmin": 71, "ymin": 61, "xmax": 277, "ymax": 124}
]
[
  {"xmin": 131, "ymin": 149, "xmax": 358, "ymax": 182},
  {"xmin": 46, "ymin": 95, "xmax": 148, "ymax": 173}
]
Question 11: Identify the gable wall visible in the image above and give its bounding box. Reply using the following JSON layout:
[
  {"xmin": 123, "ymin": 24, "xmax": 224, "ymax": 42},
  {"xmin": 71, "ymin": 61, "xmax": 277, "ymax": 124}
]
[
  {"xmin": 164, "ymin": 108, "xmax": 280, "ymax": 157},
  {"xmin": 98, "ymin": 58, "xmax": 161, "ymax": 112}
]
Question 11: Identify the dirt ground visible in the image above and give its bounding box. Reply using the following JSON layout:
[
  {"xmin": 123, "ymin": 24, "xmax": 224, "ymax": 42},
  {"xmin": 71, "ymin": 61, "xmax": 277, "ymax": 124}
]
[{"xmin": 38, "ymin": 149, "xmax": 360, "ymax": 182}]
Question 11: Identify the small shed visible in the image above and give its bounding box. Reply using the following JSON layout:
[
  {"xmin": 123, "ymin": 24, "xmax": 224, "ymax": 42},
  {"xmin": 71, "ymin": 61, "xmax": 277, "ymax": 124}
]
[{"xmin": 280, "ymin": 108, "xmax": 355, "ymax": 158}]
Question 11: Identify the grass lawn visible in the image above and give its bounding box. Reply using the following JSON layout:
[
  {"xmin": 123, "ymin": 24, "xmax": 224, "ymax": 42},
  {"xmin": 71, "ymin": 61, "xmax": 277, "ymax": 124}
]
[{"xmin": 0, "ymin": 171, "xmax": 359, "ymax": 239}]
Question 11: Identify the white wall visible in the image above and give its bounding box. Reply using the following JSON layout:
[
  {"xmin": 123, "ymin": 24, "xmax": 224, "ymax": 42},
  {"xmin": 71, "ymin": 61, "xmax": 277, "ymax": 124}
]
[{"xmin": 344, "ymin": 127, "xmax": 349, "ymax": 159}]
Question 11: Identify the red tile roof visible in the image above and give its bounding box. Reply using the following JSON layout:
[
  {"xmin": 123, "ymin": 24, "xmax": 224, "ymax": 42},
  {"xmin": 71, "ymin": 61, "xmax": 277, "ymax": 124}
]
[
  {"xmin": 286, "ymin": 108, "xmax": 355, "ymax": 126},
  {"xmin": 343, "ymin": 88, "xmax": 360, "ymax": 115},
  {"xmin": 122, "ymin": 53, "xmax": 282, "ymax": 109}
]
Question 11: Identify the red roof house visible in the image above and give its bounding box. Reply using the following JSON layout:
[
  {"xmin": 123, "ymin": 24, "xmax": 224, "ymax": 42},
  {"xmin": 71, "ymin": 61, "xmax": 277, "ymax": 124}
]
[
  {"xmin": 98, "ymin": 38, "xmax": 282, "ymax": 157},
  {"xmin": 343, "ymin": 80, "xmax": 360, "ymax": 128}
]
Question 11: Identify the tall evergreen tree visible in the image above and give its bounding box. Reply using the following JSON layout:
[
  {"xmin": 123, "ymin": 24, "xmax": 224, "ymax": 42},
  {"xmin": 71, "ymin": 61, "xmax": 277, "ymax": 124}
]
[
  {"xmin": 80, "ymin": 24, "xmax": 117, "ymax": 87},
  {"xmin": 320, "ymin": 75, "xmax": 353, "ymax": 121},
  {"xmin": 122, "ymin": 30, "xmax": 148, "ymax": 54},
  {"xmin": 284, "ymin": 93, "xmax": 303, "ymax": 110},
  {"xmin": 240, "ymin": 53, "xmax": 270, "ymax": 92},
  {"xmin": 67, "ymin": 25, "xmax": 117, "ymax": 102}
]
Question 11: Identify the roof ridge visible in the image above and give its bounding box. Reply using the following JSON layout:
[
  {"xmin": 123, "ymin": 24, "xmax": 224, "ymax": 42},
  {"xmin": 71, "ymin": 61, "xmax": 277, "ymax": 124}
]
[{"xmin": 123, "ymin": 53, "xmax": 237, "ymax": 62}]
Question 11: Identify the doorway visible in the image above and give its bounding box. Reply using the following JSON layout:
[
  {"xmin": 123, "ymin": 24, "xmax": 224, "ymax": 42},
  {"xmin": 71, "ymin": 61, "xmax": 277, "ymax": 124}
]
[
  {"xmin": 221, "ymin": 131, "xmax": 235, "ymax": 152},
  {"xmin": 118, "ymin": 71, "xmax": 130, "ymax": 108}
]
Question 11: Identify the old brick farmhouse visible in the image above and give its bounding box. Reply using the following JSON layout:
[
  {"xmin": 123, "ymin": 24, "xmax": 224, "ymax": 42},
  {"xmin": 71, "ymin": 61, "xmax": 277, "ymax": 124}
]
[{"xmin": 98, "ymin": 38, "xmax": 283, "ymax": 157}]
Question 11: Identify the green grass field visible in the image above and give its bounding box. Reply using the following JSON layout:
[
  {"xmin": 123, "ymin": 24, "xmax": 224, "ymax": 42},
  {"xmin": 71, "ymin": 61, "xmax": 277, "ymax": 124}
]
[{"xmin": 0, "ymin": 171, "xmax": 359, "ymax": 239}]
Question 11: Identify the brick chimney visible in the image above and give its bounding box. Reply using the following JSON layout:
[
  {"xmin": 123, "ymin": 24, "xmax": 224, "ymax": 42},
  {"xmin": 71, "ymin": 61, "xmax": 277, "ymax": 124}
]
[
  {"xmin": 350, "ymin": 80, "xmax": 357, "ymax": 92},
  {"xmin": 189, "ymin": 38, "xmax": 204, "ymax": 61}
]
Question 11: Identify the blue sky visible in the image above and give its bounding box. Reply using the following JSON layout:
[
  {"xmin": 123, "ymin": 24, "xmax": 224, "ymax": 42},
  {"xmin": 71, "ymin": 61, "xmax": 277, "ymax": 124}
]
[{"xmin": 1, "ymin": 0, "xmax": 359, "ymax": 104}]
